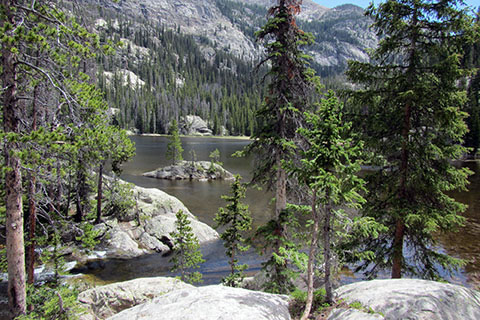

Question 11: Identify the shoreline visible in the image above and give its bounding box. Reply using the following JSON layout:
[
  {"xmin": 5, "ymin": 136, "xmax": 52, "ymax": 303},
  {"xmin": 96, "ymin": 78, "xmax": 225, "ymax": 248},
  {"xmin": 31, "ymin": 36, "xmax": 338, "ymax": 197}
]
[{"xmin": 127, "ymin": 132, "xmax": 251, "ymax": 140}]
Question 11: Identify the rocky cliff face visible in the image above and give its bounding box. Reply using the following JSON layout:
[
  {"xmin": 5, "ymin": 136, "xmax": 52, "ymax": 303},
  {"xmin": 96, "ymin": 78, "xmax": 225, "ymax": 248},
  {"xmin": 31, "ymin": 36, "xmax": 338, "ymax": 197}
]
[
  {"xmin": 304, "ymin": 4, "xmax": 377, "ymax": 73},
  {"xmin": 89, "ymin": 0, "xmax": 376, "ymax": 73}
]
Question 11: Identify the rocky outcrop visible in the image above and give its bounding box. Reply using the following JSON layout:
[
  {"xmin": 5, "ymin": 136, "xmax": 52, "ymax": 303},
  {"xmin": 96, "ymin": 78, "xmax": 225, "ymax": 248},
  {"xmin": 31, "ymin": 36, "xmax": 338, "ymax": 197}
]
[
  {"xmin": 107, "ymin": 284, "xmax": 291, "ymax": 320},
  {"xmin": 66, "ymin": 181, "xmax": 219, "ymax": 265},
  {"xmin": 329, "ymin": 279, "xmax": 480, "ymax": 320},
  {"xmin": 100, "ymin": 184, "xmax": 218, "ymax": 258},
  {"xmin": 143, "ymin": 161, "xmax": 234, "ymax": 181},
  {"xmin": 180, "ymin": 115, "xmax": 212, "ymax": 136},
  {"xmin": 78, "ymin": 277, "xmax": 193, "ymax": 320},
  {"xmin": 76, "ymin": 277, "xmax": 480, "ymax": 320}
]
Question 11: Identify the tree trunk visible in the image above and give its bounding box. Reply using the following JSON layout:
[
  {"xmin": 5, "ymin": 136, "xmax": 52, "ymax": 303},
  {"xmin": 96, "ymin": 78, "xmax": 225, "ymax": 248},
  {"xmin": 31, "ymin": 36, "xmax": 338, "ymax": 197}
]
[
  {"xmin": 392, "ymin": 5, "xmax": 418, "ymax": 279},
  {"xmin": 301, "ymin": 190, "xmax": 319, "ymax": 320},
  {"xmin": 274, "ymin": 155, "xmax": 288, "ymax": 288},
  {"xmin": 2, "ymin": 0, "xmax": 27, "ymax": 315},
  {"xmin": 324, "ymin": 201, "xmax": 333, "ymax": 303},
  {"xmin": 393, "ymin": 100, "xmax": 412, "ymax": 278},
  {"xmin": 275, "ymin": 154, "xmax": 287, "ymax": 236},
  {"xmin": 391, "ymin": 219, "xmax": 405, "ymax": 278},
  {"xmin": 75, "ymin": 163, "xmax": 88, "ymax": 223},
  {"xmin": 26, "ymin": 174, "xmax": 37, "ymax": 286},
  {"xmin": 27, "ymin": 81, "xmax": 39, "ymax": 286},
  {"xmin": 95, "ymin": 162, "xmax": 104, "ymax": 224}
]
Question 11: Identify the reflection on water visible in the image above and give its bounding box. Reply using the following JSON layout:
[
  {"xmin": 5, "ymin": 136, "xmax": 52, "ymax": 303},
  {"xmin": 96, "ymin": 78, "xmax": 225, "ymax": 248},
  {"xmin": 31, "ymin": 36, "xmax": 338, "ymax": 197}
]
[
  {"xmin": 120, "ymin": 136, "xmax": 274, "ymax": 229},
  {"xmin": 91, "ymin": 136, "xmax": 480, "ymax": 288},
  {"xmin": 439, "ymin": 161, "xmax": 480, "ymax": 288}
]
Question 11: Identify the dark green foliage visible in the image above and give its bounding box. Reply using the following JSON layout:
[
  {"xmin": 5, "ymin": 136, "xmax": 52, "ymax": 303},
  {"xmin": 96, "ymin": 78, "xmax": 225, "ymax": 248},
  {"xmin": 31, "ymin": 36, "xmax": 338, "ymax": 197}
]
[
  {"xmin": 286, "ymin": 91, "xmax": 366, "ymax": 309},
  {"xmin": 90, "ymin": 4, "xmax": 265, "ymax": 136},
  {"xmin": 240, "ymin": 0, "xmax": 322, "ymax": 294},
  {"xmin": 246, "ymin": 0, "xmax": 319, "ymax": 189},
  {"xmin": 214, "ymin": 175, "xmax": 252, "ymax": 287},
  {"xmin": 166, "ymin": 120, "xmax": 184, "ymax": 164},
  {"xmin": 17, "ymin": 284, "xmax": 84, "ymax": 320},
  {"xmin": 345, "ymin": 0, "xmax": 476, "ymax": 279},
  {"xmin": 103, "ymin": 180, "xmax": 136, "ymax": 220},
  {"xmin": 209, "ymin": 149, "xmax": 222, "ymax": 173},
  {"xmin": 288, "ymin": 288, "xmax": 328, "ymax": 319},
  {"xmin": 252, "ymin": 210, "xmax": 301, "ymax": 294},
  {"xmin": 75, "ymin": 223, "xmax": 101, "ymax": 251},
  {"xmin": 169, "ymin": 210, "xmax": 205, "ymax": 284},
  {"xmin": 0, "ymin": 0, "xmax": 136, "ymax": 315},
  {"xmin": 462, "ymin": 13, "xmax": 480, "ymax": 157}
]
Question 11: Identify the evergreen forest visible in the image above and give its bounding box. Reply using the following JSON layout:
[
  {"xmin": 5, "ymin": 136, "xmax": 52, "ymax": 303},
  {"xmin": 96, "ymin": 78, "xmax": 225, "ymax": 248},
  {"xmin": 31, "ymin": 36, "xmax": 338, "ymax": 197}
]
[{"xmin": 2, "ymin": 0, "xmax": 480, "ymax": 319}]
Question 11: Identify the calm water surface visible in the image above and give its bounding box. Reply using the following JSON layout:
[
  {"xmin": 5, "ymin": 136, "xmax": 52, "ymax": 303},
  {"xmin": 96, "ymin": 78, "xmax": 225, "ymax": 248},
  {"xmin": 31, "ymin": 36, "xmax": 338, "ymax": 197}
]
[{"xmin": 90, "ymin": 135, "xmax": 480, "ymax": 288}]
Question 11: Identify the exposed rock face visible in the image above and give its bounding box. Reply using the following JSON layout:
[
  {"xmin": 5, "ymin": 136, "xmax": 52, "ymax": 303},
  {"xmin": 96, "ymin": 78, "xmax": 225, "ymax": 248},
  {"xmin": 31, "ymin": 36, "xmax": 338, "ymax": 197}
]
[
  {"xmin": 180, "ymin": 115, "xmax": 212, "ymax": 136},
  {"xmin": 78, "ymin": 277, "xmax": 193, "ymax": 320},
  {"xmin": 107, "ymin": 285, "xmax": 291, "ymax": 320},
  {"xmin": 329, "ymin": 279, "xmax": 480, "ymax": 320},
  {"xmin": 94, "ymin": 0, "xmax": 258, "ymax": 61},
  {"xmin": 87, "ymin": 182, "xmax": 219, "ymax": 260},
  {"xmin": 240, "ymin": 0, "xmax": 329, "ymax": 21},
  {"xmin": 306, "ymin": 4, "xmax": 376, "ymax": 71},
  {"xmin": 143, "ymin": 160, "xmax": 234, "ymax": 181},
  {"xmin": 88, "ymin": 0, "xmax": 375, "ymax": 71}
]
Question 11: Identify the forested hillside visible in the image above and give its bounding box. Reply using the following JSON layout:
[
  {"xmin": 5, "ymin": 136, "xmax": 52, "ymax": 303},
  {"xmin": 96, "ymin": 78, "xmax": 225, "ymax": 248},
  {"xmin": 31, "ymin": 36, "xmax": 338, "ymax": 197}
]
[
  {"xmin": 92, "ymin": 6, "xmax": 266, "ymax": 135},
  {"xmin": 73, "ymin": 0, "xmax": 377, "ymax": 135}
]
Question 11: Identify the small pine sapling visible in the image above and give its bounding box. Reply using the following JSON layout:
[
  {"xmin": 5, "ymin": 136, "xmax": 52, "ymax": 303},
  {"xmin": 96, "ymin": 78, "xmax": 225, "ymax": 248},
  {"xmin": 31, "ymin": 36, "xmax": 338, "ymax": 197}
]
[
  {"xmin": 214, "ymin": 175, "xmax": 252, "ymax": 287},
  {"xmin": 166, "ymin": 120, "xmax": 183, "ymax": 164},
  {"xmin": 208, "ymin": 148, "xmax": 222, "ymax": 173},
  {"xmin": 285, "ymin": 92, "xmax": 366, "ymax": 319},
  {"xmin": 169, "ymin": 210, "xmax": 205, "ymax": 284}
]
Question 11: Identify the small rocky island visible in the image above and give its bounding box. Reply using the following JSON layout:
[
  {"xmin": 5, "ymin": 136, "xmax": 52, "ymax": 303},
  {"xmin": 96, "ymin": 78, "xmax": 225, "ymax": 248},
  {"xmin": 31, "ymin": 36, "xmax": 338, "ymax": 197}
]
[{"xmin": 143, "ymin": 161, "xmax": 235, "ymax": 181}]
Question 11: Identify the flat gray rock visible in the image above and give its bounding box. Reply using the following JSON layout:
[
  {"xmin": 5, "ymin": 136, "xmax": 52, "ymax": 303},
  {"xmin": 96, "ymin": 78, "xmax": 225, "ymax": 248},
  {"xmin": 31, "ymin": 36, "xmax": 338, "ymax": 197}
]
[
  {"xmin": 328, "ymin": 309, "xmax": 384, "ymax": 320},
  {"xmin": 78, "ymin": 277, "xmax": 193, "ymax": 319},
  {"xmin": 331, "ymin": 279, "xmax": 480, "ymax": 320},
  {"xmin": 143, "ymin": 160, "xmax": 234, "ymax": 181},
  {"xmin": 107, "ymin": 285, "xmax": 291, "ymax": 320}
]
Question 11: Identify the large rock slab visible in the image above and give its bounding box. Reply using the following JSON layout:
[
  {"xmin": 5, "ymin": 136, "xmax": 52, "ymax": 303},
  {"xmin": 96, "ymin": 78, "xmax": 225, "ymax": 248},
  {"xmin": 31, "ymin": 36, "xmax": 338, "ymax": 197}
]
[
  {"xmin": 330, "ymin": 279, "xmax": 480, "ymax": 320},
  {"xmin": 328, "ymin": 309, "xmax": 384, "ymax": 320},
  {"xmin": 78, "ymin": 277, "xmax": 193, "ymax": 319},
  {"xmin": 180, "ymin": 115, "xmax": 212, "ymax": 136},
  {"xmin": 143, "ymin": 160, "xmax": 234, "ymax": 181},
  {"xmin": 107, "ymin": 285, "xmax": 291, "ymax": 320},
  {"xmin": 92, "ymin": 182, "xmax": 219, "ymax": 260}
]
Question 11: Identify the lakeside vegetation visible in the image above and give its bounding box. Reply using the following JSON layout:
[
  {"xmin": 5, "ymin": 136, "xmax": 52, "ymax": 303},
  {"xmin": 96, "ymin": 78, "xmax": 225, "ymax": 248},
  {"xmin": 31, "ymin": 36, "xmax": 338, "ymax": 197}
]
[{"xmin": 1, "ymin": 0, "xmax": 480, "ymax": 319}]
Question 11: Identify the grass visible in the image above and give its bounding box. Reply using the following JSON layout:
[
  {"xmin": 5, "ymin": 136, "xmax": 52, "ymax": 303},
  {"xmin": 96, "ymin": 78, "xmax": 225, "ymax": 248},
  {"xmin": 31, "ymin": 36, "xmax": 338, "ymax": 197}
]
[{"xmin": 288, "ymin": 289, "xmax": 382, "ymax": 319}]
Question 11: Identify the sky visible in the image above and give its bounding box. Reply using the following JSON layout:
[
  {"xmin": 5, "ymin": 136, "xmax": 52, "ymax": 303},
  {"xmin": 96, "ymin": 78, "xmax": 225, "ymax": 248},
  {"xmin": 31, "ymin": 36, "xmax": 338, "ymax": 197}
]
[{"xmin": 312, "ymin": 0, "xmax": 480, "ymax": 10}]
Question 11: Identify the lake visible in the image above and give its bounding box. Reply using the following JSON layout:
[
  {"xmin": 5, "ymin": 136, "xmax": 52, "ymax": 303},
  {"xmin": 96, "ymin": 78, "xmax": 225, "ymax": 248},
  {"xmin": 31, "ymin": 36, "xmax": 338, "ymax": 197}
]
[{"xmin": 92, "ymin": 135, "xmax": 480, "ymax": 288}]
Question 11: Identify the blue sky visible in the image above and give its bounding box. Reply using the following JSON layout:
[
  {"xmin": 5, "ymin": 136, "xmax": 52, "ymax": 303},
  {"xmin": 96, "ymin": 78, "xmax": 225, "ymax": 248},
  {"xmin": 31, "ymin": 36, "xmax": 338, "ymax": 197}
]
[{"xmin": 312, "ymin": 0, "xmax": 480, "ymax": 10}]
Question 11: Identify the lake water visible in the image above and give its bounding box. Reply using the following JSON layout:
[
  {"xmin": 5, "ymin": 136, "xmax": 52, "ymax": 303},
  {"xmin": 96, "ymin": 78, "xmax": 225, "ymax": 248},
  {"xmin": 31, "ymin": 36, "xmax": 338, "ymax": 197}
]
[{"xmin": 91, "ymin": 135, "xmax": 480, "ymax": 288}]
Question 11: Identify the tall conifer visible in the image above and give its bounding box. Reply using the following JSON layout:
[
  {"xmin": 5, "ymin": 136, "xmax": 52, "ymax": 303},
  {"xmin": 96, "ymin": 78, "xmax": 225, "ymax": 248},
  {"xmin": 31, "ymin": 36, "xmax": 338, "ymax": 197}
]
[
  {"xmin": 243, "ymin": 0, "xmax": 319, "ymax": 293},
  {"xmin": 346, "ymin": 0, "xmax": 477, "ymax": 279}
]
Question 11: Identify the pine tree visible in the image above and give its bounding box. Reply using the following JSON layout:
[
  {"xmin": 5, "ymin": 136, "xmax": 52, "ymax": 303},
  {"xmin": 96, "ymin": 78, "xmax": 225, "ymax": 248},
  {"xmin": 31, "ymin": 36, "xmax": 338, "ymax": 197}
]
[
  {"xmin": 241, "ymin": 0, "xmax": 320, "ymax": 293},
  {"xmin": 214, "ymin": 175, "xmax": 252, "ymax": 287},
  {"xmin": 169, "ymin": 210, "xmax": 205, "ymax": 284},
  {"xmin": 166, "ymin": 119, "xmax": 183, "ymax": 164},
  {"xmin": 286, "ymin": 92, "xmax": 366, "ymax": 317},
  {"xmin": 0, "ymin": 1, "xmax": 133, "ymax": 316},
  {"xmin": 346, "ymin": 0, "xmax": 477, "ymax": 279},
  {"xmin": 463, "ymin": 11, "xmax": 480, "ymax": 157}
]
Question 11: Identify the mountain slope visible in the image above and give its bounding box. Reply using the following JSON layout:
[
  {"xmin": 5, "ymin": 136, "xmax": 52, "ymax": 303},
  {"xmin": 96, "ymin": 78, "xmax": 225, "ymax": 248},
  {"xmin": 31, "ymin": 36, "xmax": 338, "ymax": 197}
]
[
  {"xmin": 74, "ymin": 0, "xmax": 377, "ymax": 135},
  {"xmin": 91, "ymin": 0, "xmax": 376, "ymax": 73}
]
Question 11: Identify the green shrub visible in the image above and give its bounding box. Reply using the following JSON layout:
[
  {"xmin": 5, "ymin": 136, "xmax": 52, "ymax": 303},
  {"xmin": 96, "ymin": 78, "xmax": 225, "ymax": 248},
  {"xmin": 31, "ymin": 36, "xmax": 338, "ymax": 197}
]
[
  {"xmin": 17, "ymin": 283, "xmax": 85, "ymax": 320},
  {"xmin": 289, "ymin": 288, "xmax": 328, "ymax": 318}
]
